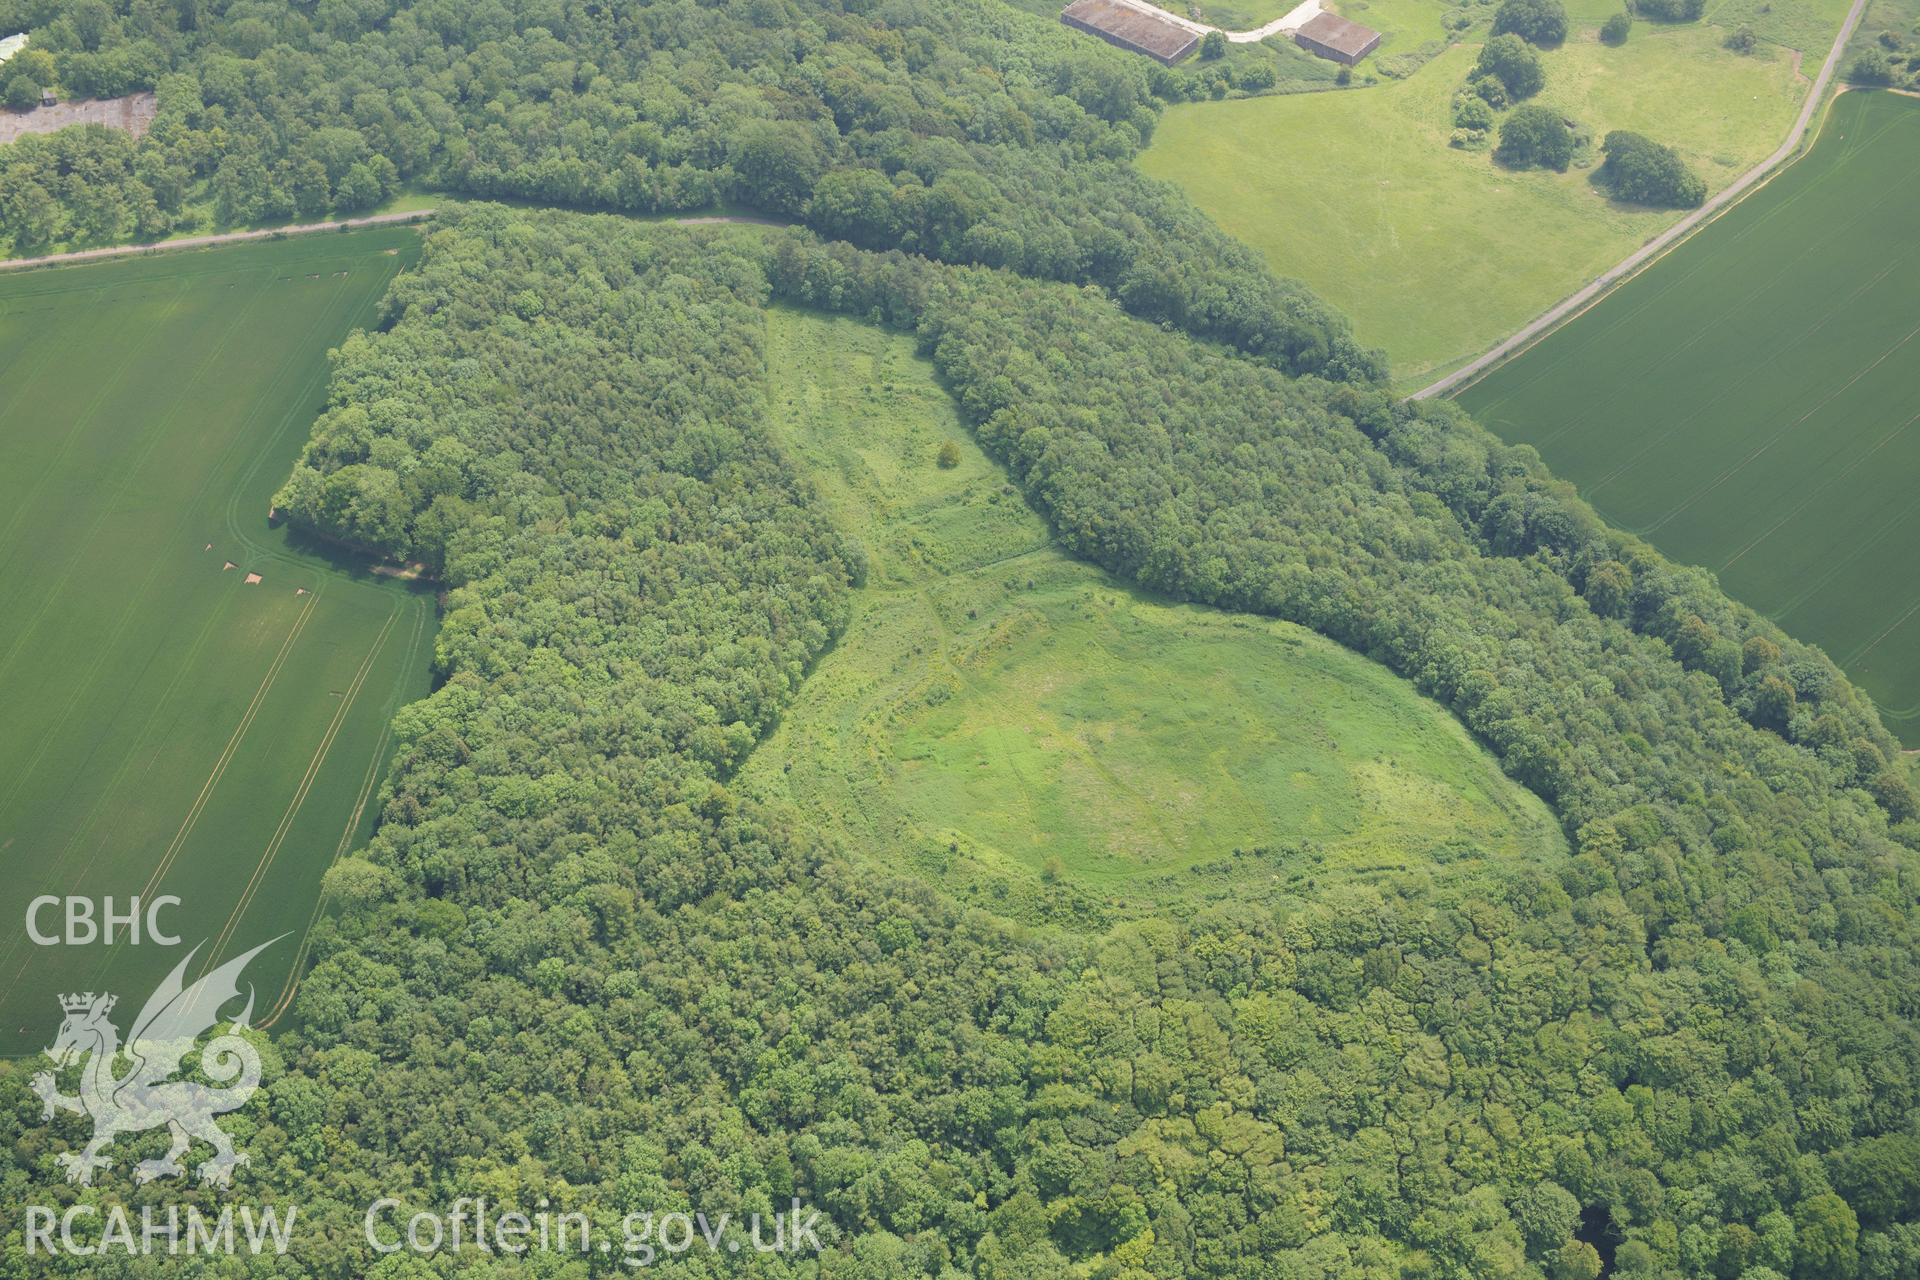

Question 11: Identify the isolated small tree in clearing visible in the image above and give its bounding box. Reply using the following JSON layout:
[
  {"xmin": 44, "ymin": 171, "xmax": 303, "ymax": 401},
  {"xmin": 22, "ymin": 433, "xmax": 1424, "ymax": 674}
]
[
  {"xmin": 1599, "ymin": 130, "xmax": 1706, "ymax": 207},
  {"xmin": 1496, "ymin": 104, "xmax": 1576, "ymax": 170}
]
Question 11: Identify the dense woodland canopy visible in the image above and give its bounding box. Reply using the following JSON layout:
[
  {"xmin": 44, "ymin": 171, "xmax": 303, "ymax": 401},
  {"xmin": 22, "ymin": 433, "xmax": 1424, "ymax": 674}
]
[
  {"xmin": 5, "ymin": 0, "xmax": 1920, "ymax": 1277},
  {"xmin": 0, "ymin": 0, "xmax": 1376, "ymax": 377},
  {"xmin": 11, "ymin": 200, "xmax": 1920, "ymax": 1280}
]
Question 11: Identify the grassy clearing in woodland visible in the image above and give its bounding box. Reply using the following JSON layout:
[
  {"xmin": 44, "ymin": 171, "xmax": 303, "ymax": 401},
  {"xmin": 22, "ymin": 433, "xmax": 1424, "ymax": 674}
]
[
  {"xmin": 1459, "ymin": 90, "xmax": 1920, "ymax": 741},
  {"xmin": 739, "ymin": 309, "xmax": 1563, "ymax": 928},
  {"xmin": 0, "ymin": 229, "xmax": 431, "ymax": 1053}
]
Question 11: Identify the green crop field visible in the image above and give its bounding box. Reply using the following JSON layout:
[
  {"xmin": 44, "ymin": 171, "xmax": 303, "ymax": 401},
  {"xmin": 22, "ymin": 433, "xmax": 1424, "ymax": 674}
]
[
  {"xmin": 739, "ymin": 309, "xmax": 1563, "ymax": 926},
  {"xmin": 1140, "ymin": 21, "xmax": 1822, "ymax": 386},
  {"xmin": 0, "ymin": 230, "xmax": 431, "ymax": 1055},
  {"xmin": 1458, "ymin": 90, "xmax": 1920, "ymax": 741}
]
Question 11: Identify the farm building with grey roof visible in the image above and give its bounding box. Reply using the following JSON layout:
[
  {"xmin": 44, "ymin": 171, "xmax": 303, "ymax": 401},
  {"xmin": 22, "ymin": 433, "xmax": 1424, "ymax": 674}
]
[
  {"xmin": 1291, "ymin": 11, "xmax": 1381, "ymax": 64},
  {"xmin": 1059, "ymin": 0, "xmax": 1200, "ymax": 65}
]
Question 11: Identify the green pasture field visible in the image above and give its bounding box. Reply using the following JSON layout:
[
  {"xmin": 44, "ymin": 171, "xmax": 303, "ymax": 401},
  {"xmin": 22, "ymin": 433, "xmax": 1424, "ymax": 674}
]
[
  {"xmin": 1706, "ymin": 0, "xmax": 1857, "ymax": 58},
  {"xmin": 1139, "ymin": 21, "xmax": 1819, "ymax": 386},
  {"xmin": 0, "ymin": 229, "xmax": 431, "ymax": 1056},
  {"xmin": 738, "ymin": 309, "xmax": 1563, "ymax": 927},
  {"xmin": 1458, "ymin": 90, "xmax": 1920, "ymax": 740},
  {"xmin": 1332, "ymin": 0, "xmax": 1463, "ymax": 58}
]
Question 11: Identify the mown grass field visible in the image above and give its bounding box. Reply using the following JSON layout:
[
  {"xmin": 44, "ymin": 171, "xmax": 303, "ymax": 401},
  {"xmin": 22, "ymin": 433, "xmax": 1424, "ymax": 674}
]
[
  {"xmin": 739, "ymin": 309, "xmax": 1563, "ymax": 927},
  {"xmin": 1459, "ymin": 90, "xmax": 1920, "ymax": 741},
  {"xmin": 0, "ymin": 230, "xmax": 430, "ymax": 1055},
  {"xmin": 1140, "ymin": 15, "xmax": 1827, "ymax": 386}
]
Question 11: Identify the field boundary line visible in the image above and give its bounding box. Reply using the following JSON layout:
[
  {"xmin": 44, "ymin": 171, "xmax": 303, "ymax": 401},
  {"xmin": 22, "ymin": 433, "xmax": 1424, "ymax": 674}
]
[
  {"xmin": 1412, "ymin": 0, "xmax": 1871, "ymax": 402},
  {"xmin": 199, "ymin": 259, "xmax": 424, "ymax": 1010},
  {"xmin": 1575, "ymin": 244, "xmax": 1915, "ymax": 510},
  {"xmin": 1511, "ymin": 174, "xmax": 1916, "ymax": 450},
  {"xmin": 0, "ymin": 211, "xmax": 435, "ymax": 275},
  {"xmin": 219, "ymin": 274, "xmax": 381, "ymax": 565},
  {"xmin": 1453, "ymin": 104, "xmax": 1919, "ymax": 422},
  {"xmin": 0, "ymin": 208, "xmax": 796, "ymax": 278}
]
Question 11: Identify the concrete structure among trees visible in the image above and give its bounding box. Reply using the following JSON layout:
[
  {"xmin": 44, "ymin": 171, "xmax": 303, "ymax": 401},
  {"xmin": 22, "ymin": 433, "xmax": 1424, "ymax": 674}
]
[{"xmin": 1060, "ymin": 0, "xmax": 1200, "ymax": 65}]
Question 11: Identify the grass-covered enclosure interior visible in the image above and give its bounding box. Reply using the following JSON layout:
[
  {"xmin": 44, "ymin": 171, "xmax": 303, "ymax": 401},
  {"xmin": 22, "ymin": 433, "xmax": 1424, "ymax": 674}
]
[{"xmin": 742, "ymin": 309, "xmax": 1562, "ymax": 926}]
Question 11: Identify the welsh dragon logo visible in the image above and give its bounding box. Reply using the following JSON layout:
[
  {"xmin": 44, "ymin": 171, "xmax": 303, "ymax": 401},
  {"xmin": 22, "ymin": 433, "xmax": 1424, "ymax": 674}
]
[{"xmin": 31, "ymin": 938, "xmax": 278, "ymax": 1188}]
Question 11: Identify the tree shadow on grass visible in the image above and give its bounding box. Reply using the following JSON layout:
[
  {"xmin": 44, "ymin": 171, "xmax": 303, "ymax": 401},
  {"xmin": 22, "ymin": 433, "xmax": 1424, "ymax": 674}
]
[{"xmin": 275, "ymin": 518, "xmax": 440, "ymax": 595}]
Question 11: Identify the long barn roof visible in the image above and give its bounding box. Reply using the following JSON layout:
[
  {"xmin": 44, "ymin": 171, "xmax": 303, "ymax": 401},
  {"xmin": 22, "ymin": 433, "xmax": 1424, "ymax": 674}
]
[{"xmin": 1060, "ymin": 0, "xmax": 1200, "ymax": 64}]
